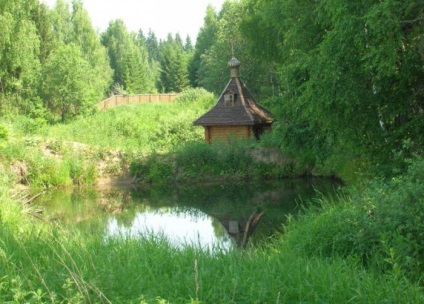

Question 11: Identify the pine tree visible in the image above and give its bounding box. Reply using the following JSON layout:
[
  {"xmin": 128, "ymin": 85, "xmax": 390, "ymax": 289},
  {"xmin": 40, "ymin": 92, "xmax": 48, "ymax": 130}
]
[
  {"xmin": 102, "ymin": 20, "xmax": 155, "ymax": 94},
  {"xmin": 159, "ymin": 37, "xmax": 189, "ymax": 92}
]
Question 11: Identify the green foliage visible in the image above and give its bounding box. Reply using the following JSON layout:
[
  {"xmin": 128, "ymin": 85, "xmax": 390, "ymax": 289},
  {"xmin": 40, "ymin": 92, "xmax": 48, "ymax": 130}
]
[
  {"xmin": 239, "ymin": 0, "xmax": 424, "ymax": 176},
  {"xmin": 0, "ymin": 124, "xmax": 8, "ymax": 141},
  {"xmin": 0, "ymin": 124, "xmax": 100, "ymax": 189},
  {"xmin": 173, "ymin": 87, "xmax": 214, "ymax": 105},
  {"xmin": 26, "ymin": 153, "xmax": 71, "ymax": 189},
  {"xmin": 0, "ymin": 179, "xmax": 423, "ymax": 303},
  {"xmin": 158, "ymin": 34, "xmax": 190, "ymax": 93},
  {"xmin": 0, "ymin": 0, "xmax": 41, "ymax": 113},
  {"xmin": 69, "ymin": 0, "xmax": 112, "ymax": 100},
  {"xmin": 101, "ymin": 19, "xmax": 156, "ymax": 94},
  {"xmin": 133, "ymin": 153, "xmax": 174, "ymax": 184},
  {"xmin": 0, "ymin": 0, "xmax": 111, "ymax": 118},
  {"xmin": 5, "ymin": 115, "xmax": 46, "ymax": 135},
  {"xmin": 134, "ymin": 137, "xmax": 294, "ymax": 183},
  {"xmin": 66, "ymin": 154, "xmax": 96, "ymax": 185},
  {"xmin": 44, "ymin": 89, "xmax": 214, "ymax": 153},
  {"xmin": 173, "ymin": 141, "xmax": 219, "ymax": 177},
  {"xmin": 283, "ymin": 157, "xmax": 424, "ymax": 281},
  {"xmin": 214, "ymin": 138, "xmax": 254, "ymax": 175},
  {"xmin": 189, "ymin": 5, "xmax": 218, "ymax": 87},
  {"xmin": 42, "ymin": 43, "xmax": 93, "ymax": 122}
]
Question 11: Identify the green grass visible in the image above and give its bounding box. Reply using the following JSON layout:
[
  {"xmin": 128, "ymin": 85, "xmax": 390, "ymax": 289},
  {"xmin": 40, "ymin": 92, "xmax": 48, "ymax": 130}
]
[
  {"xmin": 41, "ymin": 88, "xmax": 215, "ymax": 154},
  {"xmin": 1, "ymin": 159, "xmax": 424, "ymax": 302},
  {"xmin": 1, "ymin": 87, "xmax": 295, "ymax": 189},
  {"xmin": 0, "ymin": 88, "xmax": 218, "ymax": 189},
  {"xmin": 0, "ymin": 204, "xmax": 416, "ymax": 303},
  {"xmin": 0, "ymin": 195, "xmax": 422, "ymax": 303},
  {"xmin": 130, "ymin": 138, "xmax": 297, "ymax": 184}
]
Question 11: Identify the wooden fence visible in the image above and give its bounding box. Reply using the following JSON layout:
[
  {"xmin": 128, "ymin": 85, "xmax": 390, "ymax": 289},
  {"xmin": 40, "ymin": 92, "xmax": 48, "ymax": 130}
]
[{"xmin": 97, "ymin": 94, "xmax": 178, "ymax": 111}]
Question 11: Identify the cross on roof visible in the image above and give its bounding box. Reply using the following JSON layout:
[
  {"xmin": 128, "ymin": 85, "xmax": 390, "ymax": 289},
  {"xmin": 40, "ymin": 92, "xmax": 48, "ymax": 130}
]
[{"xmin": 228, "ymin": 38, "xmax": 237, "ymax": 57}]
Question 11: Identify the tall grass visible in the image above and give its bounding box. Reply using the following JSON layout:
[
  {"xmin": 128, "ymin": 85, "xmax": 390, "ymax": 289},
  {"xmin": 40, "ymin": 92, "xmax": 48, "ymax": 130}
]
[
  {"xmin": 131, "ymin": 138, "xmax": 296, "ymax": 184},
  {"xmin": 41, "ymin": 88, "xmax": 215, "ymax": 154},
  {"xmin": 0, "ymin": 200, "xmax": 422, "ymax": 302},
  {"xmin": 1, "ymin": 160, "xmax": 424, "ymax": 302},
  {"xmin": 0, "ymin": 88, "xmax": 217, "ymax": 189},
  {"xmin": 0, "ymin": 138, "xmax": 98, "ymax": 190},
  {"xmin": 283, "ymin": 157, "xmax": 424, "ymax": 282}
]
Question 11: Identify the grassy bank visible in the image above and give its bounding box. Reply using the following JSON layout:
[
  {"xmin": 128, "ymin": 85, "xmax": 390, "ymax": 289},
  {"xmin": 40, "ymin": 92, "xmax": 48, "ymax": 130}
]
[
  {"xmin": 0, "ymin": 89, "xmax": 214, "ymax": 190},
  {"xmin": 0, "ymin": 88, "xmax": 298, "ymax": 190},
  {"xmin": 0, "ymin": 161, "xmax": 423, "ymax": 302}
]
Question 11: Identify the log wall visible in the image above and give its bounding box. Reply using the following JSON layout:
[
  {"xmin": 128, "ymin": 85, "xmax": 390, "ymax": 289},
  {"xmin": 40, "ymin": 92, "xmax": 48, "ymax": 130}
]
[{"xmin": 206, "ymin": 125, "xmax": 252, "ymax": 143}]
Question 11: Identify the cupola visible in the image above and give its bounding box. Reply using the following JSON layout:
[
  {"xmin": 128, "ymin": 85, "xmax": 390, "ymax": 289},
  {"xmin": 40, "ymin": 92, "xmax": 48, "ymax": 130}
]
[{"xmin": 228, "ymin": 57, "xmax": 241, "ymax": 78}]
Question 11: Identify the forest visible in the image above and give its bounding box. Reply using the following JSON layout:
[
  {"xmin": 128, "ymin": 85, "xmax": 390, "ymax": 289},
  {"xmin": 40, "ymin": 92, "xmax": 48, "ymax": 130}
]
[{"xmin": 0, "ymin": 0, "xmax": 424, "ymax": 302}]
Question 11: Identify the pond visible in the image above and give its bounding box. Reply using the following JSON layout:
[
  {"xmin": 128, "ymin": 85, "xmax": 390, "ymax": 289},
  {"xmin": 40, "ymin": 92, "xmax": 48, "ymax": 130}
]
[{"xmin": 35, "ymin": 178, "xmax": 338, "ymax": 250}]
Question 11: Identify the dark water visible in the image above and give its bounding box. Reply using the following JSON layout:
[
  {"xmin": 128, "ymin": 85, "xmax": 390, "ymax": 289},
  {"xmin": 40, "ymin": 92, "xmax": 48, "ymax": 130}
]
[{"xmin": 35, "ymin": 178, "xmax": 338, "ymax": 250}]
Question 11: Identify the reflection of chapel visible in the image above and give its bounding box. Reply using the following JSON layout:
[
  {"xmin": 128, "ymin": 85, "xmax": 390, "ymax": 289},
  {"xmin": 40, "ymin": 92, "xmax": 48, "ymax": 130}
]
[{"xmin": 193, "ymin": 57, "xmax": 273, "ymax": 143}]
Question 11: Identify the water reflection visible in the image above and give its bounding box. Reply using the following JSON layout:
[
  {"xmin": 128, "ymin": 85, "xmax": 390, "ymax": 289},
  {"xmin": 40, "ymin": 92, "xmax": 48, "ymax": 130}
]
[
  {"xmin": 106, "ymin": 207, "xmax": 233, "ymax": 250},
  {"xmin": 35, "ymin": 179, "xmax": 338, "ymax": 249}
]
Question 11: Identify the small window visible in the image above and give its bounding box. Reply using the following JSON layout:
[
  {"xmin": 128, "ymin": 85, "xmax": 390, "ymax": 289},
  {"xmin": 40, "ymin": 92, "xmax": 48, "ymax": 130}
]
[
  {"xmin": 224, "ymin": 94, "xmax": 233, "ymax": 106},
  {"xmin": 224, "ymin": 90, "xmax": 235, "ymax": 106}
]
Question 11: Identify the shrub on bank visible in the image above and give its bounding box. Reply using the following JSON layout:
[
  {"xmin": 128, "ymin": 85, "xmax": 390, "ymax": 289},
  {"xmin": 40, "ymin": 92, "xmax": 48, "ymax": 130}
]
[
  {"xmin": 131, "ymin": 138, "xmax": 297, "ymax": 183},
  {"xmin": 1, "ymin": 139, "xmax": 99, "ymax": 189},
  {"xmin": 283, "ymin": 157, "xmax": 424, "ymax": 281}
]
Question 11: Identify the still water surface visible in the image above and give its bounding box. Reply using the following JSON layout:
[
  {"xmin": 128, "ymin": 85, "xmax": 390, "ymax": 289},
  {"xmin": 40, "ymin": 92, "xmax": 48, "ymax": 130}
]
[{"xmin": 36, "ymin": 179, "xmax": 337, "ymax": 250}]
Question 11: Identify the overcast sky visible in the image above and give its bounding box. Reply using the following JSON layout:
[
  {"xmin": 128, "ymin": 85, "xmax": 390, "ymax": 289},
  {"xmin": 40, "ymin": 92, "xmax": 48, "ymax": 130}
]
[{"xmin": 42, "ymin": 0, "xmax": 226, "ymax": 42}]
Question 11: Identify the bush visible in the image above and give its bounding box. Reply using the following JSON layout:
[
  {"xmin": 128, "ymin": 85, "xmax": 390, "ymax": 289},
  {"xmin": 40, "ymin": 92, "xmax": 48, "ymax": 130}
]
[
  {"xmin": 174, "ymin": 87, "xmax": 215, "ymax": 106},
  {"xmin": 132, "ymin": 137, "xmax": 299, "ymax": 183},
  {"xmin": 27, "ymin": 154, "xmax": 71, "ymax": 189},
  {"xmin": 356, "ymin": 158, "xmax": 424, "ymax": 280},
  {"xmin": 283, "ymin": 157, "xmax": 424, "ymax": 282},
  {"xmin": 174, "ymin": 140, "xmax": 219, "ymax": 177},
  {"xmin": 214, "ymin": 138, "xmax": 254, "ymax": 175},
  {"xmin": 44, "ymin": 96, "xmax": 211, "ymax": 154},
  {"xmin": 67, "ymin": 154, "xmax": 96, "ymax": 185},
  {"xmin": 131, "ymin": 153, "xmax": 174, "ymax": 184},
  {"xmin": 9, "ymin": 115, "xmax": 47, "ymax": 135}
]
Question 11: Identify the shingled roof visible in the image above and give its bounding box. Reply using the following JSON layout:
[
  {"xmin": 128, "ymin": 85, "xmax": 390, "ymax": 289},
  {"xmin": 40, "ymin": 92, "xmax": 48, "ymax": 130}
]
[{"xmin": 193, "ymin": 57, "xmax": 273, "ymax": 126}]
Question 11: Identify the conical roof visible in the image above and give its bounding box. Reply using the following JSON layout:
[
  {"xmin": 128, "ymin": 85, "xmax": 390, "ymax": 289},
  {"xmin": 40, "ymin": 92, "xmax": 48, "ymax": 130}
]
[{"xmin": 193, "ymin": 58, "xmax": 273, "ymax": 126}]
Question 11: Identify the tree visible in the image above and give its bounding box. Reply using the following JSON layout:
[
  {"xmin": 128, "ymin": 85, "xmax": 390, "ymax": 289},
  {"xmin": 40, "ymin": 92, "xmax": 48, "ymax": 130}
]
[
  {"xmin": 146, "ymin": 29, "xmax": 160, "ymax": 62},
  {"xmin": 102, "ymin": 20, "xmax": 155, "ymax": 93},
  {"xmin": 136, "ymin": 29, "xmax": 147, "ymax": 48},
  {"xmin": 0, "ymin": 0, "xmax": 41, "ymax": 113},
  {"xmin": 42, "ymin": 43, "xmax": 92, "ymax": 122},
  {"xmin": 174, "ymin": 33, "xmax": 183, "ymax": 48},
  {"xmin": 189, "ymin": 5, "xmax": 218, "ymax": 87},
  {"xmin": 50, "ymin": 0, "xmax": 73, "ymax": 44},
  {"xmin": 31, "ymin": 2, "xmax": 55, "ymax": 64},
  {"xmin": 184, "ymin": 35, "xmax": 194, "ymax": 52},
  {"xmin": 241, "ymin": 0, "xmax": 424, "ymax": 175},
  {"xmin": 158, "ymin": 36, "xmax": 189, "ymax": 92},
  {"xmin": 71, "ymin": 0, "xmax": 112, "ymax": 100},
  {"xmin": 123, "ymin": 35, "xmax": 156, "ymax": 93}
]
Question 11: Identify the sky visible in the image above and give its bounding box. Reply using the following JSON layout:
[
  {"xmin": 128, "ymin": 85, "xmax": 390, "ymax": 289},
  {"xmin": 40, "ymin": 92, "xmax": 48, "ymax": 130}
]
[{"xmin": 42, "ymin": 0, "xmax": 226, "ymax": 42}]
